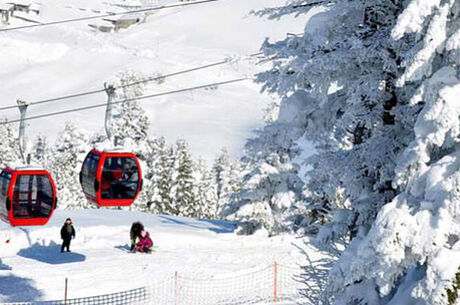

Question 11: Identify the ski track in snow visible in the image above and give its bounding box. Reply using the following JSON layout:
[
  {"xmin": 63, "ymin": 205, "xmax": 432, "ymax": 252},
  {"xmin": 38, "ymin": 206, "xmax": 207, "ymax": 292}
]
[{"xmin": 0, "ymin": 209, "xmax": 313, "ymax": 302}]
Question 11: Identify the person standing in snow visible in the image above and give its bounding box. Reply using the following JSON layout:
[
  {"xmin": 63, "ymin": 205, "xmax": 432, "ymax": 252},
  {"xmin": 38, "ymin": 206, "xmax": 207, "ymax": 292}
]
[
  {"xmin": 60, "ymin": 218, "xmax": 76, "ymax": 253},
  {"xmin": 135, "ymin": 230, "xmax": 154, "ymax": 253},
  {"xmin": 129, "ymin": 221, "xmax": 144, "ymax": 251}
]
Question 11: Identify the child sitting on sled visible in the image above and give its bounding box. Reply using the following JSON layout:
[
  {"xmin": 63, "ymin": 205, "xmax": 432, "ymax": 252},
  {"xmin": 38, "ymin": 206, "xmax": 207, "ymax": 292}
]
[{"xmin": 135, "ymin": 230, "xmax": 154, "ymax": 253}]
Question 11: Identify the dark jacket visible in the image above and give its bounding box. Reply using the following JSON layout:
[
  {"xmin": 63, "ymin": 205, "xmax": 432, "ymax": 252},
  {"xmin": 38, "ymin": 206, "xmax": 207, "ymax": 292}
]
[
  {"xmin": 130, "ymin": 222, "xmax": 144, "ymax": 241},
  {"xmin": 61, "ymin": 224, "xmax": 76, "ymax": 240}
]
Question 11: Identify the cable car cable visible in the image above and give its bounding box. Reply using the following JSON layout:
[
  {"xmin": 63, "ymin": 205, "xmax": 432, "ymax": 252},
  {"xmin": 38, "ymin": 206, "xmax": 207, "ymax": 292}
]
[
  {"xmin": 0, "ymin": 0, "xmax": 219, "ymax": 33},
  {"xmin": 0, "ymin": 53, "xmax": 262, "ymax": 112},
  {"xmin": 0, "ymin": 77, "xmax": 249, "ymax": 125}
]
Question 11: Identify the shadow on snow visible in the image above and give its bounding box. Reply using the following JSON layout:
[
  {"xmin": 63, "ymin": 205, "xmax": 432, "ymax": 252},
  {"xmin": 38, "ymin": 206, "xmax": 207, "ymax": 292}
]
[
  {"xmin": 18, "ymin": 241, "xmax": 86, "ymax": 265},
  {"xmin": 0, "ymin": 273, "xmax": 43, "ymax": 302},
  {"xmin": 114, "ymin": 244, "xmax": 130, "ymax": 252},
  {"xmin": 158, "ymin": 215, "xmax": 237, "ymax": 234},
  {"xmin": 0, "ymin": 257, "xmax": 12, "ymax": 271}
]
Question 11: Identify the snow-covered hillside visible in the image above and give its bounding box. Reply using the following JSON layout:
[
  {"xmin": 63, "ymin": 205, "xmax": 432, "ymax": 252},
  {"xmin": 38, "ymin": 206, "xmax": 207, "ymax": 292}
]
[
  {"xmin": 0, "ymin": 0, "xmax": 307, "ymax": 161},
  {"xmin": 0, "ymin": 209, "xmax": 314, "ymax": 303}
]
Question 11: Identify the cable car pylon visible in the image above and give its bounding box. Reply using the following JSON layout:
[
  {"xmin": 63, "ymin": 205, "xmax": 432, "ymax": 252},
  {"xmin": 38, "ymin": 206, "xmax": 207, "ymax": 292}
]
[
  {"xmin": 79, "ymin": 83, "xmax": 143, "ymax": 207},
  {"xmin": 0, "ymin": 100, "xmax": 57, "ymax": 226}
]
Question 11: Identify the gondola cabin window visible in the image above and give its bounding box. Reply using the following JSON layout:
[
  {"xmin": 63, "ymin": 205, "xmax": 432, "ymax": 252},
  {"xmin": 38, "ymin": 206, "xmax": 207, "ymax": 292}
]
[
  {"xmin": 12, "ymin": 174, "xmax": 53, "ymax": 218},
  {"xmin": 81, "ymin": 152, "xmax": 100, "ymax": 199},
  {"xmin": 101, "ymin": 157, "xmax": 139, "ymax": 200}
]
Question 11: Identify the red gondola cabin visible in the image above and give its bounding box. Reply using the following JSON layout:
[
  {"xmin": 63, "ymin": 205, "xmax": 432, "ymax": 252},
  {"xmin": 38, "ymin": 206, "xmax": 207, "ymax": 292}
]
[
  {"xmin": 80, "ymin": 149, "xmax": 142, "ymax": 207},
  {"xmin": 0, "ymin": 167, "xmax": 57, "ymax": 227}
]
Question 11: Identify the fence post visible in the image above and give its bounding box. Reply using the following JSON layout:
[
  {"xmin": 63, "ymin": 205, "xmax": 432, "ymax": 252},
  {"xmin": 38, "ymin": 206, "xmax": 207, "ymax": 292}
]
[
  {"xmin": 64, "ymin": 277, "xmax": 68, "ymax": 305},
  {"xmin": 274, "ymin": 262, "xmax": 277, "ymax": 305},
  {"xmin": 175, "ymin": 271, "xmax": 178, "ymax": 305}
]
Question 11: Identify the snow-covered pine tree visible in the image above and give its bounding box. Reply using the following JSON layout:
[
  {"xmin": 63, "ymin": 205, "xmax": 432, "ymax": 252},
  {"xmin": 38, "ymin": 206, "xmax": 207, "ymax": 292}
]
[
  {"xmin": 31, "ymin": 135, "xmax": 51, "ymax": 166},
  {"xmin": 49, "ymin": 122, "xmax": 90, "ymax": 210},
  {"xmin": 136, "ymin": 136, "xmax": 163, "ymax": 213},
  {"xmin": 226, "ymin": 159, "xmax": 244, "ymax": 203},
  {"xmin": 321, "ymin": 1, "xmax": 460, "ymax": 304},
  {"xmin": 213, "ymin": 148, "xmax": 231, "ymax": 204},
  {"xmin": 212, "ymin": 147, "xmax": 244, "ymax": 211},
  {"xmin": 152, "ymin": 137, "xmax": 176, "ymax": 215},
  {"xmin": 256, "ymin": 0, "xmax": 408, "ymax": 243},
  {"xmin": 0, "ymin": 119, "xmax": 20, "ymax": 168},
  {"xmin": 220, "ymin": 75, "xmax": 321, "ymax": 235},
  {"xmin": 220, "ymin": 152, "xmax": 305, "ymax": 235},
  {"xmin": 171, "ymin": 139, "xmax": 197, "ymax": 217},
  {"xmin": 194, "ymin": 158, "xmax": 217, "ymax": 219},
  {"xmin": 256, "ymin": 0, "xmax": 460, "ymax": 303},
  {"xmin": 224, "ymin": 51, "xmax": 328, "ymax": 235},
  {"xmin": 88, "ymin": 131, "xmax": 107, "ymax": 148},
  {"xmin": 110, "ymin": 71, "xmax": 150, "ymax": 146}
]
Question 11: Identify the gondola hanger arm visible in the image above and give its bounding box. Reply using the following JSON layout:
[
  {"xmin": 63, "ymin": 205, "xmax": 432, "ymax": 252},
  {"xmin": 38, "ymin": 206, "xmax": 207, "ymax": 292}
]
[{"xmin": 16, "ymin": 99, "xmax": 30, "ymax": 165}]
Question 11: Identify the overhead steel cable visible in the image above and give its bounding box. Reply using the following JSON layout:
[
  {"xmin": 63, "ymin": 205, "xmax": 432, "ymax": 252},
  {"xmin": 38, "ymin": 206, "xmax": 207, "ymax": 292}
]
[
  {"xmin": 0, "ymin": 77, "xmax": 249, "ymax": 125},
  {"xmin": 0, "ymin": 0, "xmax": 219, "ymax": 33},
  {"xmin": 116, "ymin": 58, "xmax": 232, "ymax": 89},
  {"xmin": 0, "ymin": 53, "xmax": 262, "ymax": 112},
  {"xmin": 0, "ymin": 88, "xmax": 106, "ymax": 111}
]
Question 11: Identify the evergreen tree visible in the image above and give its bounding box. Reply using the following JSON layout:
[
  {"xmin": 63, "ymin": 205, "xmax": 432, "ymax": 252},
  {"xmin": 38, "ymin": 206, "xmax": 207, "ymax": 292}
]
[
  {"xmin": 110, "ymin": 70, "xmax": 150, "ymax": 146},
  {"xmin": 325, "ymin": 2, "xmax": 460, "ymax": 304},
  {"xmin": 155, "ymin": 137, "xmax": 175, "ymax": 215},
  {"xmin": 172, "ymin": 139, "xmax": 197, "ymax": 217},
  {"xmin": 194, "ymin": 158, "xmax": 217, "ymax": 218},
  {"xmin": 256, "ymin": 0, "xmax": 460, "ymax": 303},
  {"xmin": 88, "ymin": 131, "xmax": 107, "ymax": 148},
  {"xmin": 50, "ymin": 122, "xmax": 90, "ymax": 210},
  {"xmin": 0, "ymin": 119, "xmax": 20, "ymax": 168},
  {"xmin": 136, "ymin": 136, "xmax": 162, "ymax": 213},
  {"xmin": 31, "ymin": 135, "xmax": 50, "ymax": 166},
  {"xmin": 212, "ymin": 148, "xmax": 232, "ymax": 206},
  {"xmin": 256, "ymin": 0, "xmax": 407, "ymax": 243},
  {"xmin": 221, "ymin": 152, "xmax": 305, "ymax": 235},
  {"xmin": 213, "ymin": 148, "xmax": 245, "ymax": 214}
]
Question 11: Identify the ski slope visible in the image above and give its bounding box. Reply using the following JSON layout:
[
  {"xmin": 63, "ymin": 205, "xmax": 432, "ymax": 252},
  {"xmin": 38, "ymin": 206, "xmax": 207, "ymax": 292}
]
[
  {"xmin": 0, "ymin": 2, "xmax": 318, "ymax": 303},
  {"xmin": 0, "ymin": 0, "xmax": 308, "ymax": 161},
  {"xmin": 0, "ymin": 209, "xmax": 314, "ymax": 303}
]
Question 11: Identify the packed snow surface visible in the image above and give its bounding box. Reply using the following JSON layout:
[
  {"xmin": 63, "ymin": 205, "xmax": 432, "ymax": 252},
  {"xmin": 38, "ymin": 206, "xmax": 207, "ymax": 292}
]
[{"xmin": 0, "ymin": 209, "xmax": 312, "ymax": 302}]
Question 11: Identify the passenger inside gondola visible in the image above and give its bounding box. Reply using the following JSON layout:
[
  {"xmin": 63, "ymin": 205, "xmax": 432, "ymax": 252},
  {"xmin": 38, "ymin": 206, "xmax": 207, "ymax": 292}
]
[{"xmin": 101, "ymin": 157, "xmax": 139, "ymax": 200}]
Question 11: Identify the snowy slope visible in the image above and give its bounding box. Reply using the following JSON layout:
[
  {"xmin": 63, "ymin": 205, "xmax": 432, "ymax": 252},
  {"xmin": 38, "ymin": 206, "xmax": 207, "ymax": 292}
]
[
  {"xmin": 0, "ymin": 0, "xmax": 307, "ymax": 161},
  {"xmin": 0, "ymin": 209, "xmax": 315, "ymax": 302}
]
